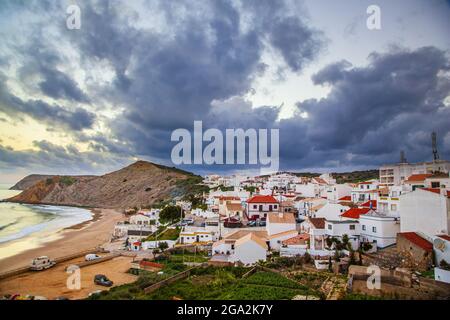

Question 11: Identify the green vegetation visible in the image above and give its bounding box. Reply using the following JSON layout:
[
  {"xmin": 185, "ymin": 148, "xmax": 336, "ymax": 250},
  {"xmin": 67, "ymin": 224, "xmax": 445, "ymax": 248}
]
[
  {"xmin": 332, "ymin": 170, "xmax": 379, "ymax": 184},
  {"xmin": 147, "ymin": 268, "xmax": 321, "ymax": 300},
  {"xmin": 159, "ymin": 205, "xmax": 183, "ymax": 224},
  {"xmin": 168, "ymin": 251, "xmax": 209, "ymax": 263},
  {"xmin": 60, "ymin": 176, "xmax": 76, "ymax": 186},
  {"xmin": 292, "ymin": 271, "xmax": 330, "ymax": 290},
  {"xmin": 88, "ymin": 260, "xmax": 188, "ymax": 300},
  {"xmin": 145, "ymin": 227, "xmax": 181, "ymax": 241},
  {"xmin": 88, "ymin": 265, "xmax": 322, "ymax": 300},
  {"xmin": 243, "ymin": 186, "xmax": 256, "ymax": 193}
]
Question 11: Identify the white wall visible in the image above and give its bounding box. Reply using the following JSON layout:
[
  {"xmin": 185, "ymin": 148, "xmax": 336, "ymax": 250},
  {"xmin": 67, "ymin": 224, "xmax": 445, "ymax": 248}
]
[
  {"xmin": 295, "ymin": 184, "xmax": 316, "ymax": 198},
  {"xmin": 315, "ymin": 203, "xmax": 349, "ymax": 221},
  {"xmin": 435, "ymin": 268, "xmax": 450, "ymax": 284},
  {"xmin": 232, "ymin": 241, "xmax": 267, "ymax": 265},
  {"xmin": 400, "ymin": 189, "xmax": 449, "ymax": 237},
  {"xmin": 360, "ymin": 216, "xmax": 400, "ymax": 248}
]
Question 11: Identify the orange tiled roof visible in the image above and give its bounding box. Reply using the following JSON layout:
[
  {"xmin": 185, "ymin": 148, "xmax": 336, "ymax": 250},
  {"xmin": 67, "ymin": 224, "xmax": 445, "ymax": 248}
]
[
  {"xmin": 438, "ymin": 234, "xmax": 450, "ymax": 242},
  {"xmin": 267, "ymin": 212, "xmax": 296, "ymax": 224},
  {"xmin": 338, "ymin": 196, "xmax": 351, "ymax": 201},
  {"xmin": 361, "ymin": 200, "xmax": 377, "ymax": 209},
  {"xmin": 282, "ymin": 233, "xmax": 310, "ymax": 245},
  {"xmin": 341, "ymin": 207, "xmax": 371, "ymax": 219},
  {"xmin": 421, "ymin": 188, "xmax": 441, "ymax": 195},
  {"xmin": 398, "ymin": 232, "xmax": 432, "ymax": 252},
  {"xmin": 405, "ymin": 174, "xmax": 433, "ymax": 183},
  {"xmin": 247, "ymin": 195, "xmax": 279, "ymax": 204},
  {"xmin": 309, "ymin": 217, "xmax": 326, "ymax": 229}
]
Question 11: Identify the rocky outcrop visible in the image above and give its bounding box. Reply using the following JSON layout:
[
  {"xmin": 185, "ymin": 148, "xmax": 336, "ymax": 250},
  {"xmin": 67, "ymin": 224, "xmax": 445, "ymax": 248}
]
[{"xmin": 7, "ymin": 161, "xmax": 199, "ymax": 209}]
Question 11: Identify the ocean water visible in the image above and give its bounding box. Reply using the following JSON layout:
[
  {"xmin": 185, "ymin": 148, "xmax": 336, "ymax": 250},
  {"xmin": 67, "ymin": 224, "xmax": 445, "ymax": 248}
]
[{"xmin": 0, "ymin": 183, "xmax": 92, "ymax": 260}]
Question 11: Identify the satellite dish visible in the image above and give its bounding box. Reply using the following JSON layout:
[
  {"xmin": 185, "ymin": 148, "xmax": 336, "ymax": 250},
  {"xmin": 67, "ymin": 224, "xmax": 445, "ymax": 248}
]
[{"xmin": 434, "ymin": 238, "xmax": 446, "ymax": 252}]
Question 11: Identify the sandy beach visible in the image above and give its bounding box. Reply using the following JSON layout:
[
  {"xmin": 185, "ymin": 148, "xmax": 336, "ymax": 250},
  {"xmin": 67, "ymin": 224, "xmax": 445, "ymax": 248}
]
[{"xmin": 0, "ymin": 208, "xmax": 123, "ymax": 273}]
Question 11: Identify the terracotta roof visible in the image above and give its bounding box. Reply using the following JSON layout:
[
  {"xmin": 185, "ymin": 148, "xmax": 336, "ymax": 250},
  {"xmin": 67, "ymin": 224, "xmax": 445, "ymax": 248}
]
[
  {"xmin": 267, "ymin": 212, "xmax": 296, "ymax": 224},
  {"xmin": 438, "ymin": 234, "xmax": 450, "ymax": 242},
  {"xmin": 358, "ymin": 181, "xmax": 373, "ymax": 184},
  {"xmin": 235, "ymin": 233, "xmax": 268, "ymax": 250},
  {"xmin": 217, "ymin": 196, "xmax": 240, "ymax": 201},
  {"xmin": 361, "ymin": 200, "xmax": 377, "ymax": 209},
  {"xmin": 226, "ymin": 203, "xmax": 243, "ymax": 211},
  {"xmin": 405, "ymin": 174, "xmax": 432, "ymax": 183},
  {"xmin": 247, "ymin": 195, "xmax": 279, "ymax": 204},
  {"xmin": 268, "ymin": 230, "xmax": 298, "ymax": 240},
  {"xmin": 282, "ymin": 233, "xmax": 310, "ymax": 245},
  {"xmin": 341, "ymin": 207, "xmax": 371, "ymax": 219},
  {"xmin": 421, "ymin": 188, "xmax": 441, "ymax": 195},
  {"xmin": 313, "ymin": 177, "xmax": 327, "ymax": 185},
  {"xmin": 338, "ymin": 196, "xmax": 351, "ymax": 201},
  {"xmin": 448, "ymin": 191, "xmax": 450, "ymax": 198},
  {"xmin": 398, "ymin": 232, "xmax": 433, "ymax": 252},
  {"xmin": 308, "ymin": 217, "xmax": 326, "ymax": 229},
  {"xmin": 224, "ymin": 230, "xmax": 268, "ymax": 241}
]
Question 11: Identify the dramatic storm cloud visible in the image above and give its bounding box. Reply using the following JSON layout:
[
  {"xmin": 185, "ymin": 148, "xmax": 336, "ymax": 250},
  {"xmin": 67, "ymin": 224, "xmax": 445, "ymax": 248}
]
[{"xmin": 0, "ymin": 0, "xmax": 449, "ymax": 180}]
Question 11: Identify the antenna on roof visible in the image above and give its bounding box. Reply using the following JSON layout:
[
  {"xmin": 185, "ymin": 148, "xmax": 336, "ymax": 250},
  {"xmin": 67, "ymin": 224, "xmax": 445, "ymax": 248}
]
[
  {"xmin": 400, "ymin": 150, "xmax": 407, "ymax": 163},
  {"xmin": 432, "ymin": 132, "xmax": 440, "ymax": 161}
]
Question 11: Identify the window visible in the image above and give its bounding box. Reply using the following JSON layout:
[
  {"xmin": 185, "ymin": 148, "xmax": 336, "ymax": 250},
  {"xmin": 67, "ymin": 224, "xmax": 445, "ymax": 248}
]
[
  {"xmin": 431, "ymin": 182, "xmax": 440, "ymax": 188},
  {"xmin": 372, "ymin": 227, "xmax": 377, "ymax": 233},
  {"xmin": 269, "ymin": 205, "xmax": 273, "ymax": 211},
  {"xmin": 259, "ymin": 205, "xmax": 263, "ymax": 211},
  {"xmin": 391, "ymin": 204, "xmax": 397, "ymax": 211},
  {"xmin": 328, "ymin": 224, "xmax": 332, "ymax": 230},
  {"xmin": 362, "ymin": 225, "xmax": 366, "ymax": 231},
  {"xmin": 253, "ymin": 205, "xmax": 257, "ymax": 209},
  {"xmin": 349, "ymin": 225, "xmax": 355, "ymax": 230},
  {"xmin": 274, "ymin": 205, "xmax": 278, "ymax": 209}
]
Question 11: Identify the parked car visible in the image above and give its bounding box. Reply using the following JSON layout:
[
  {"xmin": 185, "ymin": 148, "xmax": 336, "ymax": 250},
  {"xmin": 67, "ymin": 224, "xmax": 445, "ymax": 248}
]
[
  {"xmin": 94, "ymin": 274, "xmax": 113, "ymax": 287},
  {"xmin": 30, "ymin": 256, "xmax": 56, "ymax": 271},
  {"xmin": 85, "ymin": 254, "xmax": 101, "ymax": 261}
]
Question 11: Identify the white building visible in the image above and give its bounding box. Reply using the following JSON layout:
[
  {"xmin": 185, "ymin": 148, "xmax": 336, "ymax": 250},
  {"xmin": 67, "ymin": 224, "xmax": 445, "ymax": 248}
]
[
  {"xmin": 351, "ymin": 181, "xmax": 379, "ymax": 203},
  {"xmin": 325, "ymin": 220, "xmax": 360, "ymax": 250},
  {"xmin": 325, "ymin": 184, "xmax": 352, "ymax": 202},
  {"xmin": 380, "ymin": 160, "xmax": 450, "ymax": 186},
  {"xmin": 400, "ymin": 188, "xmax": 450, "ymax": 238},
  {"xmin": 246, "ymin": 195, "xmax": 280, "ymax": 220},
  {"xmin": 315, "ymin": 202, "xmax": 351, "ymax": 221},
  {"xmin": 359, "ymin": 212, "xmax": 400, "ymax": 248},
  {"xmin": 130, "ymin": 214, "xmax": 154, "ymax": 226},
  {"xmin": 266, "ymin": 212, "xmax": 296, "ymax": 236},
  {"xmin": 179, "ymin": 228, "xmax": 213, "ymax": 244},
  {"xmin": 232, "ymin": 233, "xmax": 268, "ymax": 265}
]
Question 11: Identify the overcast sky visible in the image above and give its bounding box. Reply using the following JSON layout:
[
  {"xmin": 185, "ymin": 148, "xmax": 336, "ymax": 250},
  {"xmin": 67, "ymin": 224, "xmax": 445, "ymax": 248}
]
[{"xmin": 1, "ymin": 0, "xmax": 450, "ymax": 182}]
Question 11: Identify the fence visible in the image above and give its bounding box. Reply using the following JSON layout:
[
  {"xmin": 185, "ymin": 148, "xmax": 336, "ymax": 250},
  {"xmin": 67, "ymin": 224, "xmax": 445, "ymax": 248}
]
[{"xmin": 143, "ymin": 267, "xmax": 195, "ymax": 294}]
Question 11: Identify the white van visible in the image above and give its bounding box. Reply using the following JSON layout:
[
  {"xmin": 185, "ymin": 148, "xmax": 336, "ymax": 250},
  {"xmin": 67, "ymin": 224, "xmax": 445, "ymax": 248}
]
[
  {"xmin": 85, "ymin": 254, "xmax": 101, "ymax": 261},
  {"xmin": 30, "ymin": 256, "xmax": 56, "ymax": 271}
]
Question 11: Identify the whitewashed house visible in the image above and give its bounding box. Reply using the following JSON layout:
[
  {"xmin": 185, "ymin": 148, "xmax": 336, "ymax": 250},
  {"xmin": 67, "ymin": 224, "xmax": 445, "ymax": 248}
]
[
  {"xmin": 400, "ymin": 188, "xmax": 450, "ymax": 238},
  {"xmin": 315, "ymin": 202, "xmax": 350, "ymax": 221},
  {"xmin": 130, "ymin": 213, "xmax": 153, "ymax": 226},
  {"xmin": 325, "ymin": 184, "xmax": 352, "ymax": 203},
  {"xmin": 325, "ymin": 220, "xmax": 360, "ymax": 250},
  {"xmin": 246, "ymin": 195, "xmax": 280, "ymax": 220},
  {"xmin": 351, "ymin": 181, "xmax": 379, "ymax": 204},
  {"xmin": 266, "ymin": 212, "xmax": 296, "ymax": 236},
  {"xmin": 231, "ymin": 233, "xmax": 268, "ymax": 265},
  {"xmin": 359, "ymin": 212, "xmax": 400, "ymax": 248}
]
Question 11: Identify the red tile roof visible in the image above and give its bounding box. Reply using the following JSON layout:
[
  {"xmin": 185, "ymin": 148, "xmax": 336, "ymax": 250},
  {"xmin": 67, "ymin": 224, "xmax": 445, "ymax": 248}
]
[
  {"xmin": 421, "ymin": 188, "xmax": 441, "ymax": 195},
  {"xmin": 398, "ymin": 232, "xmax": 433, "ymax": 252},
  {"xmin": 405, "ymin": 174, "xmax": 433, "ymax": 183},
  {"xmin": 309, "ymin": 217, "xmax": 326, "ymax": 229},
  {"xmin": 438, "ymin": 234, "xmax": 450, "ymax": 242},
  {"xmin": 338, "ymin": 196, "xmax": 351, "ymax": 201},
  {"xmin": 282, "ymin": 234, "xmax": 310, "ymax": 245},
  {"xmin": 341, "ymin": 207, "xmax": 371, "ymax": 219},
  {"xmin": 247, "ymin": 195, "xmax": 279, "ymax": 204},
  {"xmin": 361, "ymin": 200, "xmax": 377, "ymax": 209}
]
